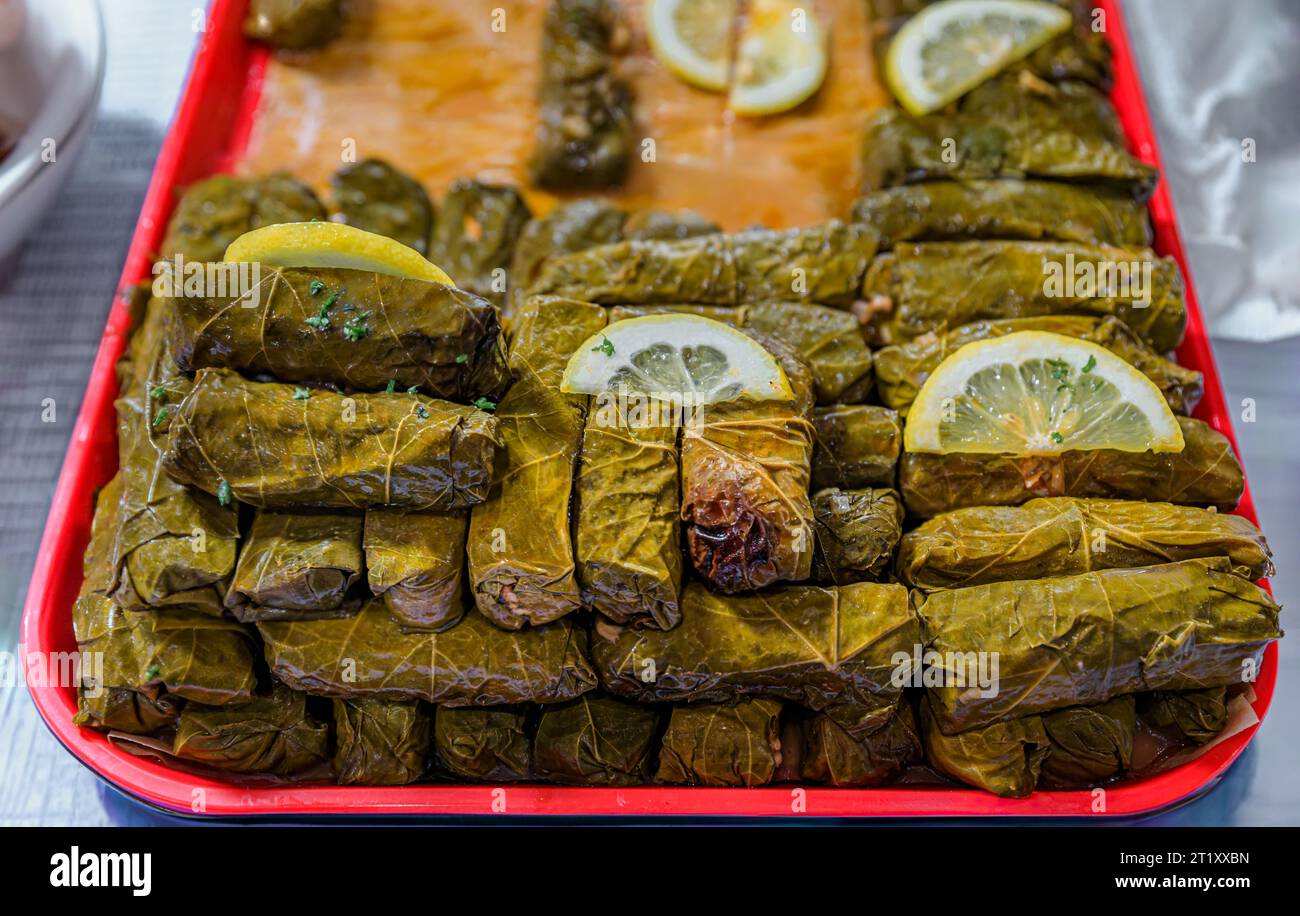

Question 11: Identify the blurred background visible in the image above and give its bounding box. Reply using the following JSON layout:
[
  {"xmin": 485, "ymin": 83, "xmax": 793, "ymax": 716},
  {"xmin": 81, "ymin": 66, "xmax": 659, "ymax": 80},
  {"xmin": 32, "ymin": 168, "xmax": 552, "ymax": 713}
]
[{"xmin": 0, "ymin": 0, "xmax": 1295, "ymax": 826}]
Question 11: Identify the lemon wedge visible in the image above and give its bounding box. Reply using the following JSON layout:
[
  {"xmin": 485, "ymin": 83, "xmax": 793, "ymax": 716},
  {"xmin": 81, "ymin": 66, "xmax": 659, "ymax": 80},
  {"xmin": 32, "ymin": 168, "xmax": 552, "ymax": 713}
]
[
  {"xmin": 885, "ymin": 0, "xmax": 1072, "ymax": 116},
  {"xmin": 905, "ymin": 331, "xmax": 1185, "ymax": 455},
  {"xmin": 561, "ymin": 314, "xmax": 793, "ymax": 404},
  {"xmin": 728, "ymin": 0, "xmax": 828, "ymax": 116},
  {"xmin": 645, "ymin": 0, "xmax": 736, "ymax": 92},
  {"xmin": 223, "ymin": 221, "xmax": 455, "ymax": 284}
]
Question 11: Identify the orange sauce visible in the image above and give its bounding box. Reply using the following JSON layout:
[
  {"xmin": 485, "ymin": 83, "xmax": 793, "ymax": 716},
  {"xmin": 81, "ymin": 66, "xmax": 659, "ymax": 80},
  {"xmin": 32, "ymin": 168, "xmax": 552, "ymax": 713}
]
[{"xmin": 240, "ymin": 0, "xmax": 888, "ymax": 231}]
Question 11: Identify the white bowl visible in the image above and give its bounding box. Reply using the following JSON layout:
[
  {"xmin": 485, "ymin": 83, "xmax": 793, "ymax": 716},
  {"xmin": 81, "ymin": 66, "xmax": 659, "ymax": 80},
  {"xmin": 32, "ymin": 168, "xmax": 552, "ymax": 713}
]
[{"xmin": 0, "ymin": 0, "xmax": 105, "ymax": 279}]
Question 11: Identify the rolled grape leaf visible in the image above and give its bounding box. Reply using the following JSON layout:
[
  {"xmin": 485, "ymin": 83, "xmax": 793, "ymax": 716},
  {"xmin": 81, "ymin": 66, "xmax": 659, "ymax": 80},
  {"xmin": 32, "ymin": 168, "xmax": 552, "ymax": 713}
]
[
  {"xmin": 169, "ymin": 266, "xmax": 510, "ymax": 401},
  {"xmin": 159, "ymin": 173, "xmax": 326, "ymax": 262},
  {"xmin": 259, "ymin": 598, "xmax": 598, "ymax": 705},
  {"xmin": 469, "ymin": 298, "xmax": 607, "ymax": 629},
  {"xmin": 163, "ymin": 368, "xmax": 504, "ymax": 511},
  {"xmin": 898, "ymin": 497, "xmax": 1274, "ymax": 591},
  {"xmin": 861, "ymin": 241, "xmax": 1186, "ymax": 351},
  {"xmin": 227, "ymin": 510, "xmax": 363, "ymax": 616},
  {"xmin": 874, "ymin": 315, "xmax": 1202, "ymax": 417},
  {"xmin": 243, "ymin": 0, "xmax": 344, "ymax": 50},
  {"xmin": 576, "ymin": 393, "xmax": 683, "ymax": 629},
  {"xmin": 429, "ymin": 179, "xmax": 531, "ymax": 306},
  {"xmin": 533, "ymin": 694, "xmax": 661, "ymax": 786},
  {"xmin": 529, "ymin": 0, "xmax": 633, "ymax": 190},
  {"xmin": 173, "ymin": 686, "xmax": 331, "ymax": 777},
  {"xmin": 622, "ymin": 208, "xmax": 720, "ymax": 241},
  {"xmin": 593, "ymin": 582, "xmax": 919, "ymax": 726},
  {"xmin": 75, "ymin": 686, "xmax": 180, "ymax": 735},
  {"xmin": 851, "ymin": 180, "xmax": 1150, "ymax": 248},
  {"xmin": 1039, "ymin": 694, "xmax": 1136, "ymax": 788},
  {"xmin": 918, "ymin": 558, "xmax": 1282, "ymax": 735},
  {"xmin": 508, "ymin": 199, "xmax": 628, "ymax": 318},
  {"xmin": 330, "ymin": 158, "xmax": 433, "ymax": 253},
  {"xmin": 364, "ymin": 509, "xmax": 467, "ymax": 632},
  {"xmin": 812, "ymin": 487, "xmax": 904, "ymax": 584},
  {"xmin": 800, "ymin": 701, "xmax": 922, "ymax": 787},
  {"xmin": 656, "ymin": 699, "xmax": 784, "ymax": 787},
  {"xmin": 1140, "ymin": 687, "xmax": 1230, "ymax": 745},
  {"xmin": 333, "ymin": 699, "xmax": 431, "ymax": 786},
  {"xmin": 900, "ymin": 416, "xmax": 1246, "ymax": 516},
  {"xmin": 811, "ymin": 404, "xmax": 901, "ymax": 491},
  {"xmin": 433, "ymin": 707, "xmax": 532, "ymax": 782}
]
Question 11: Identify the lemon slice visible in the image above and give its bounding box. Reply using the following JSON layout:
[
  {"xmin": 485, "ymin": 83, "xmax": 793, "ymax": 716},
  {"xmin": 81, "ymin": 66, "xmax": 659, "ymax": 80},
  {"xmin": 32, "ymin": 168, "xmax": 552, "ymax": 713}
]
[
  {"xmin": 728, "ymin": 0, "xmax": 828, "ymax": 116},
  {"xmin": 885, "ymin": 0, "xmax": 1072, "ymax": 116},
  {"xmin": 223, "ymin": 222, "xmax": 455, "ymax": 285},
  {"xmin": 905, "ymin": 331, "xmax": 1185, "ymax": 455},
  {"xmin": 645, "ymin": 0, "xmax": 736, "ymax": 92},
  {"xmin": 561, "ymin": 314, "xmax": 793, "ymax": 404}
]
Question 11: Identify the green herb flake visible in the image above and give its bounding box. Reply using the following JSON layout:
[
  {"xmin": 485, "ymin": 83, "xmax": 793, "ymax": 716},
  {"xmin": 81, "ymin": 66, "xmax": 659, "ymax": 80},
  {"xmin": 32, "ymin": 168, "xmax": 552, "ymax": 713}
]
[
  {"xmin": 1050, "ymin": 431, "xmax": 1064, "ymax": 445},
  {"xmin": 407, "ymin": 386, "xmax": 420, "ymax": 395},
  {"xmin": 145, "ymin": 664, "xmax": 161, "ymax": 681},
  {"xmin": 473, "ymin": 396, "xmax": 497, "ymax": 412},
  {"xmin": 592, "ymin": 336, "xmax": 615, "ymax": 357},
  {"xmin": 309, "ymin": 279, "xmax": 325, "ymax": 296},
  {"xmin": 149, "ymin": 386, "xmax": 166, "ymax": 401},
  {"xmin": 386, "ymin": 379, "xmax": 397, "ymax": 394},
  {"xmin": 455, "ymin": 354, "xmax": 468, "ymax": 365},
  {"xmin": 415, "ymin": 404, "xmax": 429, "ymax": 420},
  {"xmin": 151, "ymin": 405, "xmax": 171, "ymax": 428},
  {"xmin": 292, "ymin": 386, "xmax": 311, "ymax": 400},
  {"xmin": 216, "ymin": 479, "xmax": 233, "ymax": 507},
  {"xmin": 1082, "ymin": 354, "xmax": 1097, "ymax": 374},
  {"xmin": 343, "ymin": 312, "xmax": 371, "ymax": 342}
]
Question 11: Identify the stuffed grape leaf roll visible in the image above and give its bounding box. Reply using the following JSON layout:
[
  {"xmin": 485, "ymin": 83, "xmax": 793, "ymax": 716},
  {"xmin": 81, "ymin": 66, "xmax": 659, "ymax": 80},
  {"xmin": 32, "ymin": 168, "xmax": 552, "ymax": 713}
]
[
  {"xmin": 434, "ymin": 707, "xmax": 532, "ymax": 782},
  {"xmin": 900, "ymin": 416, "xmax": 1246, "ymax": 516},
  {"xmin": 656, "ymin": 700, "xmax": 785, "ymax": 788},
  {"xmin": 225, "ymin": 510, "xmax": 364, "ymax": 620},
  {"xmin": 168, "ymin": 266, "xmax": 510, "ymax": 400},
  {"xmin": 576, "ymin": 393, "xmax": 683, "ymax": 629},
  {"xmin": 533, "ymin": 694, "xmax": 661, "ymax": 786},
  {"xmin": 159, "ymin": 172, "xmax": 326, "ymax": 263},
  {"xmin": 1140, "ymin": 688, "xmax": 1230, "ymax": 745},
  {"xmin": 333, "ymin": 699, "xmax": 430, "ymax": 786},
  {"xmin": 861, "ymin": 241, "xmax": 1187, "ymax": 351},
  {"xmin": 171, "ymin": 686, "xmax": 331, "ymax": 777},
  {"xmin": 468, "ymin": 297, "xmax": 607, "ymax": 629},
  {"xmin": 851, "ymin": 180, "xmax": 1151, "ymax": 249},
  {"xmin": 163, "ymin": 368, "xmax": 504, "ymax": 511},
  {"xmin": 364, "ymin": 509, "xmax": 467, "ymax": 632},
  {"xmin": 259, "ymin": 598, "xmax": 597, "ymax": 705},
  {"xmin": 874, "ymin": 315, "xmax": 1202, "ymax": 417},
  {"xmin": 812, "ymin": 487, "xmax": 904, "ymax": 584},
  {"xmin": 800, "ymin": 701, "xmax": 922, "ymax": 787},
  {"xmin": 593, "ymin": 582, "xmax": 919, "ymax": 727},
  {"xmin": 811, "ymin": 405, "xmax": 901, "ymax": 491},
  {"xmin": 918, "ymin": 558, "xmax": 1282, "ymax": 735},
  {"xmin": 428, "ymin": 179, "xmax": 531, "ymax": 307},
  {"xmin": 330, "ymin": 158, "xmax": 433, "ymax": 254},
  {"xmin": 898, "ymin": 497, "xmax": 1273, "ymax": 591}
]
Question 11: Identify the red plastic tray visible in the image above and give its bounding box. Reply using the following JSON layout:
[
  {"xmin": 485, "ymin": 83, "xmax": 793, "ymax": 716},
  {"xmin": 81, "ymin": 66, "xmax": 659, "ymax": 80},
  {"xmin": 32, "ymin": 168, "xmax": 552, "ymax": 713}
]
[{"xmin": 21, "ymin": 0, "xmax": 1277, "ymax": 818}]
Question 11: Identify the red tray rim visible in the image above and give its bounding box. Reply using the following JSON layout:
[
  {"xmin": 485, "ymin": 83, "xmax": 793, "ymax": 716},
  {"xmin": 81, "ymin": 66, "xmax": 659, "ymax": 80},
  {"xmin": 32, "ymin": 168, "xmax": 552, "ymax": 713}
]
[{"xmin": 19, "ymin": 0, "xmax": 1277, "ymax": 819}]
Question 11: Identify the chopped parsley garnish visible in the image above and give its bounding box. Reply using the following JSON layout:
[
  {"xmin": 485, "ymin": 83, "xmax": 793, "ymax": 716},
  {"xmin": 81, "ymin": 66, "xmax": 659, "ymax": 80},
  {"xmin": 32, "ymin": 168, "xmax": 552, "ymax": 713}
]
[
  {"xmin": 216, "ymin": 479, "xmax": 233, "ymax": 507},
  {"xmin": 145, "ymin": 664, "xmax": 161, "ymax": 680},
  {"xmin": 293, "ymin": 386, "xmax": 310, "ymax": 400},
  {"xmin": 1082, "ymin": 354, "xmax": 1097, "ymax": 374},
  {"xmin": 592, "ymin": 336, "xmax": 615, "ymax": 356},
  {"xmin": 415, "ymin": 404, "xmax": 429, "ymax": 420},
  {"xmin": 386, "ymin": 379, "xmax": 397, "ymax": 394},
  {"xmin": 343, "ymin": 311, "xmax": 371, "ymax": 341},
  {"xmin": 309, "ymin": 279, "xmax": 325, "ymax": 296},
  {"xmin": 407, "ymin": 386, "xmax": 420, "ymax": 395},
  {"xmin": 305, "ymin": 291, "xmax": 340, "ymax": 330},
  {"xmin": 455, "ymin": 354, "xmax": 468, "ymax": 365},
  {"xmin": 151, "ymin": 406, "xmax": 170, "ymax": 428},
  {"xmin": 473, "ymin": 396, "xmax": 497, "ymax": 412},
  {"xmin": 1050, "ymin": 431, "xmax": 1064, "ymax": 445},
  {"xmin": 1046, "ymin": 357, "xmax": 1073, "ymax": 392},
  {"xmin": 149, "ymin": 386, "xmax": 166, "ymax": 401}
]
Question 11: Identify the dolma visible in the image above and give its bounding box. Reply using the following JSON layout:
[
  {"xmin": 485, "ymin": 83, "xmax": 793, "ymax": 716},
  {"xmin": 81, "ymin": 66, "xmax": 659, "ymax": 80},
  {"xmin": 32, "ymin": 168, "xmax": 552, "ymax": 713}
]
[
  {"xmin": 226, "ymin": 510, "xmax": 363, "ymax": 617},
  {"xmin": 126, "ymin": 295, "xmax": 195, "ymax": 446},
  {"xmin": 593, "ymin": 582, "xmax": 919, "ymax": 727},
  {"xmin": 163, "ymin": 368, "xmax": 504, "ymax": 511},
  {"xmin": 468, "ymin": 298, "xmax": 607, "ymax": 629},
  {"xmin": 851, "ymin": 180, "xmax": 1150, "ymax": 249},
  {"xmin": 622, "ymin": 208, "xmax": 720, "ymax": 241},
  {"xmin": 434, "ymin": 707, "xmax": 532, "ymax": 782},
  {"xmin": 507, "ymin": 199, "xmax": 628, "ymax": 318},
  {"xmin": 530, "ymin": 0, "xmax": 633, "ymax": 190},
  {"xmin": 172, "ymin": 687, "xmax": 331, "ymax": 777},
  {"xmin": 75, "ymin": 686, "xmax": 179, "ymax": 735},
  {"xmin": 918, "ymin": 558, "xmax": 1282, "ymax": 735},
  {"xmin": 1140, "ymin": 688, "xmax": 1230, "ymax": 745},
  {"xmin": 873, "ymin": 315, "xmax": 1202, "ymax": 417},
  {"xmin": 812, "ymin": 487, "xmax": 904, "ymax": 584},
  {"xmin": 259, "ymin": 598, "xmax": 597, "ymax": 705},
  {"xmin": 576, "ymin": 393, "xmax": 683, "ymax": 629},
  {"xmin": 899, "ymin": 416, "xmax": 1246, "ymax": 516},
  {"xmin": 811, "ymin": 405, "xmax": 901, "ymax": 491},
  {"xmin": 898, "ymin": 497, "xmax": 1274, "ymax": 591},
  {"xmin": 800, "ymin": 701, "xmax": 922, "ymax": 787},
  {"xmin": 919, "ymin": 694, "xmax": 1135, "ymax": 797},
  {"xmin": 861, "ymin": 75, "xmax": 1155, "ymax": 198},
  {"xmin": 529, "ymin": 221, "xmax": 878, "ymax": 308},
  {"xmin": 861, "ymin": 241, "xmax": 1187, "ymax": 351},
  {"xmin": 656, "ymin": 700, "xmax": 784, "ymax": 788},
  {"xmin": 159, "ymin": 173, "xmax": 326, "ymax": 263},
  {"xmin": 364, "ymin": 509, "xmax": 467, "ymax": 631},
  {"xmin": 333, "ymin": 699, "xmax": 430, "ymax": 786},
  {"xmin": 428, "ymin": 179, "xmax": 531, "ymax": 306},
  {"xmin": 533, "ymin": 694, "xmax": 661, "ymax": 786},
  {"xmin": 243, "ymin": 0, "xmax": 343, "ymax": 50},
  {"xmin": 681, "ymin": 397, "xmax": 815, "ymax": 593},
  {"xmin": 330, "ymin": 158, "xmax": 433, "ymax": 254},
  {"xmin": 168, "ymin": 266, "xmax": 511, "ymax": 401}
]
